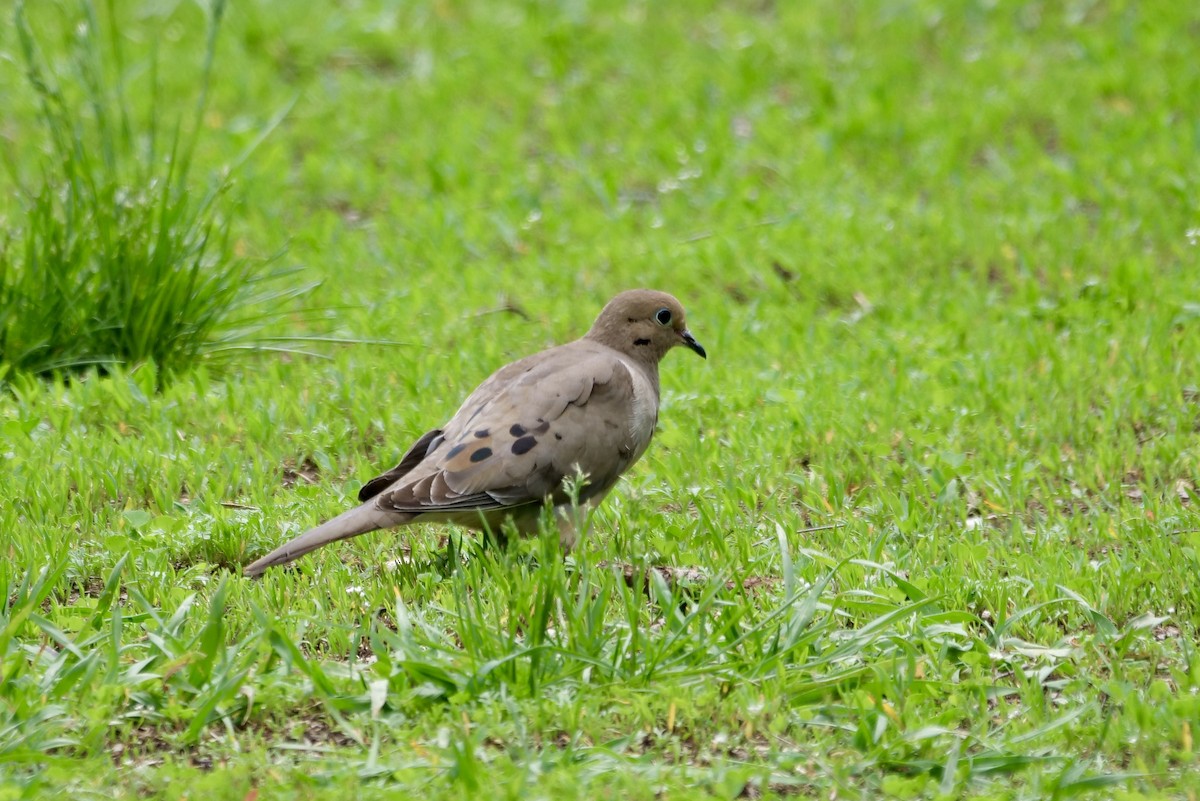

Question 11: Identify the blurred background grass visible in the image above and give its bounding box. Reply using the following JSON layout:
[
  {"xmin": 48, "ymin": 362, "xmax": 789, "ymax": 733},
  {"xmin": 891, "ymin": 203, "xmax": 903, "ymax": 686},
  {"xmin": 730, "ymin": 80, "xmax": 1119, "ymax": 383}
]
[{"xmin": 1, "ymin": 1, "xmax": 1198, "ymax": 798}]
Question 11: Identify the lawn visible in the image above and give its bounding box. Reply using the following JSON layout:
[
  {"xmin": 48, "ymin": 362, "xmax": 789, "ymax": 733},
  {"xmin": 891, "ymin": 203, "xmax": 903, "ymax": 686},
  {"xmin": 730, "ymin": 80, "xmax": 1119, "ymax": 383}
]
[{"xmin": 2, "ymin": 0, "xmax": 1199, "ymax": 798}]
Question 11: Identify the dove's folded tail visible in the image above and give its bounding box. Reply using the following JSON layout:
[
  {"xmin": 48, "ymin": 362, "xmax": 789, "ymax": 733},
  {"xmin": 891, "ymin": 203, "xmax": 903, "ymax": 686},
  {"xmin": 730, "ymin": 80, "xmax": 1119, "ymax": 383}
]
[{"xmin": 243, "ymin": 503, "xmax": 410, "ymax": 578}]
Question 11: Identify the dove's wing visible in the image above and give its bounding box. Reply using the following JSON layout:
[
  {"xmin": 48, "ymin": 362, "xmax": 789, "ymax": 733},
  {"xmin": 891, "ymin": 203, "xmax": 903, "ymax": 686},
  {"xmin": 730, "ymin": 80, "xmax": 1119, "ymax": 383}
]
[
  {"xmin": 372, "ymin": 339, "xmax": 659, "ymax": 517},
  {"xmin": 357, "ymin": 427, "xmax": 445, "ymax": 502}
]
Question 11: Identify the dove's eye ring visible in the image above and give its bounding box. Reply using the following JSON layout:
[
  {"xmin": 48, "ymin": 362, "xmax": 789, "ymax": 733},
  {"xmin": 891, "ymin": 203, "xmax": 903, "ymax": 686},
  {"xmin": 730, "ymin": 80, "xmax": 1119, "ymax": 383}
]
[{"xmin": 655, "ymin": 308, "xmax": 672, "ymax": 326}]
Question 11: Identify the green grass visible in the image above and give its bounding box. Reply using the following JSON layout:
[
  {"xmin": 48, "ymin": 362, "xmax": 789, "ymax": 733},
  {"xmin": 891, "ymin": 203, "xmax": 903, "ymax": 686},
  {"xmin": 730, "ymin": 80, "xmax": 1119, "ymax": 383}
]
[
  {"xmin": 2, "ymin": 0, "xmax": 1199, "ymax": 798},
  {"xmin": 0, "ymin": 0, "xmax": 306, "ymax": 384}
]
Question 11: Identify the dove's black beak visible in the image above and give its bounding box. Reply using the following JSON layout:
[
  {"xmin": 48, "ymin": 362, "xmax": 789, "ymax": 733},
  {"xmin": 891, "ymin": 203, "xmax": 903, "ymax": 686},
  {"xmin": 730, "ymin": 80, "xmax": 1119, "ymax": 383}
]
[{"xmin": 681, "ymin": 330, "xmax": 706, "ymax": 359}]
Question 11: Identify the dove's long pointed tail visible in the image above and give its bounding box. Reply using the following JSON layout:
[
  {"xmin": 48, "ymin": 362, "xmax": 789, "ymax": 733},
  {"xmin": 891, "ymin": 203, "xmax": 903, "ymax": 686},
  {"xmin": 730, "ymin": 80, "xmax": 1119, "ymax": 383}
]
[{"xmin": 243, "ymin": 503, "xmax": 412, "ymax": 578}]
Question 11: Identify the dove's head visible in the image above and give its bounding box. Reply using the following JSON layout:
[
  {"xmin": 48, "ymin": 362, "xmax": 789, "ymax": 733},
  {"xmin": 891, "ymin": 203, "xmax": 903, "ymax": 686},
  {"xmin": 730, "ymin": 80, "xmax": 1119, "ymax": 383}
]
[{"xmin": 586, "ymin": 289, "xmax": 706, "ymax": 363}]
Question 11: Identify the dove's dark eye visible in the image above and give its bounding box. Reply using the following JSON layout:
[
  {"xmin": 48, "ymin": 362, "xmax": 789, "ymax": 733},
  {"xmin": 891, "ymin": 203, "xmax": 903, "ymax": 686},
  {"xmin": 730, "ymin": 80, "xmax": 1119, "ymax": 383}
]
[{"xmin": 655, "ymin": 308, "xmax": 672, "ymax": 326}]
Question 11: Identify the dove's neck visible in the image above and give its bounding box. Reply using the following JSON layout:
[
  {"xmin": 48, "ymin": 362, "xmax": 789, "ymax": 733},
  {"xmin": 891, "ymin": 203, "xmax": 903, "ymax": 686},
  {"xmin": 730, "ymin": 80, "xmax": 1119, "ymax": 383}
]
[
  {"xmin": 583, "ymin": 329, "xmax": 665, "ymax": 390},
  {"xmin": 626, "ymin": 356, "xmax": 661, "ymax": 398}
]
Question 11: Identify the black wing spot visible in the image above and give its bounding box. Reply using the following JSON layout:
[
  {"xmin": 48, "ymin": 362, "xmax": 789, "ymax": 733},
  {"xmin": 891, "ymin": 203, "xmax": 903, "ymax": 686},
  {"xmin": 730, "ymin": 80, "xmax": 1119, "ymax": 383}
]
[
  {"xmin": 446, "ymin": 444, "xmax": 467, "ymax": 459},
  {"xmin": 554, "ymin": 433, "xmax": 563, "ymax": 440},
  {"xmin": 470, "ymin": 447, "xmax": 493, "ymax": 463},
  {"xmin": 510, "ymin": 423, "xmax": 527, "ymax": 437},
  {"xmin": 511, "ymin": 436, "xmax": 538, "ymax": 455},
  {"xmin": 474, "ymin": 429, "xmax": 490, "ymax": 438},
  {"xmin": 534, "ymin": 419, "xmax": 551, "ymax": 434}
]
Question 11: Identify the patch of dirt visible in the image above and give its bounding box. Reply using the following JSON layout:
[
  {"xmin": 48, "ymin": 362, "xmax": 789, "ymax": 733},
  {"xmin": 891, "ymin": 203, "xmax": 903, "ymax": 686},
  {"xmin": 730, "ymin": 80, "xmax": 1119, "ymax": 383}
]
[
  {"xmin": 1154, "ymin": 624, "xmax": 1181, "ymax": 641},
  {"xmin": 282, "ymin": 458, "xmax": 321, "ymax": 489},
  {"xmin": 38, "ymin": 576, "xmax": 117, "ymax": 611},
  {"xmin": 269, "ymin": 715, "xmax": 361, "ymax": 749},
  {"xmin": 599, "ymin": 562, "xmax": 781, "ymax": 594},
  {"xmin": 109, "ymin": 724, "xmax": 177, "ymax": 768},
  {"xmin": 108, "ymin": 705, "xmax": 364, "ymax": 770}
]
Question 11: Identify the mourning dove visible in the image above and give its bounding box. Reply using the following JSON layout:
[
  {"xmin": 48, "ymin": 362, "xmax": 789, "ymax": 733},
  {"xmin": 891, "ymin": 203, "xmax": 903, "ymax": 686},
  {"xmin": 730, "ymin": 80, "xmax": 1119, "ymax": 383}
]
[{"xmin": 243, "ymin": 289, "xmax": 706, "ymax": 578}]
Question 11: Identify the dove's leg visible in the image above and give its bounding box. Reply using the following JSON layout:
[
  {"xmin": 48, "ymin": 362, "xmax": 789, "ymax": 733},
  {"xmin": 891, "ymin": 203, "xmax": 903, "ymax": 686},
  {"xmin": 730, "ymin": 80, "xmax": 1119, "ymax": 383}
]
[
  {"xmin": 554, "ymin": 507, "xmax": 580, "ymax": 551},
  {"xmin": 553, "ymin": 493, "xmax": 610, "ymax": 551}
]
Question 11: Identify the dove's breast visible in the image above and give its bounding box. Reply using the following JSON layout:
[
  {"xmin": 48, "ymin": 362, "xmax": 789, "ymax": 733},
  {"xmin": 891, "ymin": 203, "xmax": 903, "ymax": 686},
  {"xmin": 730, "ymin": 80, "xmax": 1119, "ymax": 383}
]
[{"xmin": 616, "ymin": 357, "xmax": 660, "ymax": 462}]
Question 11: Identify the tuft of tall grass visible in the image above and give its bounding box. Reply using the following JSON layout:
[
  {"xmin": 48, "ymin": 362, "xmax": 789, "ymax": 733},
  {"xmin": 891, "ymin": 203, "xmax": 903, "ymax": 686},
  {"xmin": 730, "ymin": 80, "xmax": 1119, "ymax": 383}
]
[{"xmin": 0, "ymin": 0, "xmax": 311, "ymax": 387}]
